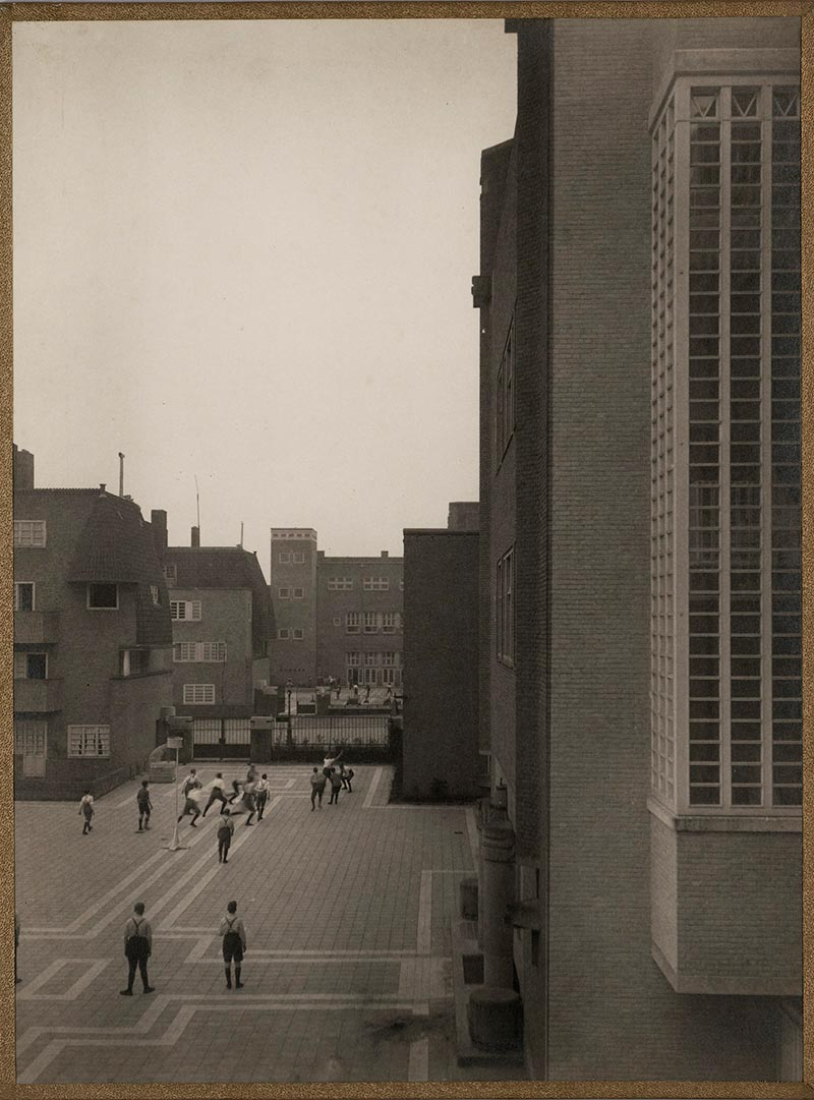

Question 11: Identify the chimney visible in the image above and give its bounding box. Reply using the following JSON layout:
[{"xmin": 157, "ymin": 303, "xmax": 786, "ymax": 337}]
[
  {"xmin": 191, "ymin": 526, "xmax": 200, "ymax": 548},
  {"xmin": 381, "ymin": 550, "xmax": 389, "ymax": 558},
  {"xmin": 99, "ymin": 483, "xmax": 107, "ymax": 495},
  {"xmin": 151, "ymin": 510, "xmax": 168, "ymax": 557},
  {"xmin": 12, "ymin": 445, "xmax": 35, "ymax": 490}
]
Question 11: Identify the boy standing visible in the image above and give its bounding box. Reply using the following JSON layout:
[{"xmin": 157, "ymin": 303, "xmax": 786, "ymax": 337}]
[
  {"xmin": 219, "ymin": 900, "xmax": 246, "ymax": 989},
  {"xmin": 255, "ymin": 773, "xmax": 270, "ymax": 821},
  {"xmin": 121, "ymin": 902, "xmax": 155, "ymax": 996},
  {"xmin": 217, "ymin": 809, "xmax": 235, "ymax": 863},
  {"xmin": 310, "ymin": 766, "xmax": 326, "ymax": 810},
  {"xmin": 328, "ymin": 768, "xmax": 343, "ymax": 806},
  {"xmin": 137, "ymin": 781, "xmax": 152, "ymax": 831},
  {"xmin": 78, "ymin": 790, "xmax": 94, "ymax": 834}
]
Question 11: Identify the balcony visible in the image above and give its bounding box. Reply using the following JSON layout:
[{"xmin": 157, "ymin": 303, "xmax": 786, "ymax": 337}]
[
  {"xmin": 14, "ymin": 611, "xmax": 60, "ymax": 645},
  {"xmin": 14, "ymin": 678, "xmax": 64, "ymax": 713}
]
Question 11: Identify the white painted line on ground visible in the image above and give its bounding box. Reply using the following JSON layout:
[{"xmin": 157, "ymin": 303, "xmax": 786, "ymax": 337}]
[
  {"xmin": 17, "ymin": 959, "xmax": 111, "ymax": 1002},
  {"xmin": 417, "ymin": 870, "xmax": 433, "ymax": 955},
  {"xmin": 157, "ymin": 795, "xmax": 282, "ymax": 930},
  {"xmin": 362, "ymin": 766, "xmax": 383, "ymax": 809},
  {"xmin": 408, "ymin": 1037, "xmax": 430, "ymax": 1082},
  {"xmin": 184, "ymin": 935, "xmax": 215, "ymax": 963}
]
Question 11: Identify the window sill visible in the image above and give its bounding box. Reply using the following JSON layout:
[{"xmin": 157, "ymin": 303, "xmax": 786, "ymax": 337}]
[{"xmin": 647, "ymin": 796, "xmax": 801, "ymax": 833}]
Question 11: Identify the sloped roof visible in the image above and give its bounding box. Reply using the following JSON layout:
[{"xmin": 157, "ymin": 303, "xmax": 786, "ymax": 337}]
[{"xmin": 66, "ymin": 491, "xmax": 173, "ymax": 647}]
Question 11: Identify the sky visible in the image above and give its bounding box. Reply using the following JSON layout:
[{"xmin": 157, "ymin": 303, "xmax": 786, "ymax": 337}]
[{"xmin": 13, "ymin": 18, "xmax": 517, "ymax": 571}]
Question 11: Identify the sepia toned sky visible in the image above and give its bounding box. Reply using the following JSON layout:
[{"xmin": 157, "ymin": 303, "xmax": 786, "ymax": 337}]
[{"xmin": 13, "ymin": 18, "xmax": 517, "ymax": 567}]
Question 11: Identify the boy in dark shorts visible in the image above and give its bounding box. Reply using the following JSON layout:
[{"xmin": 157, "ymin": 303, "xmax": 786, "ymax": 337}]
[
  {"xmin": 137, "ymin": 781, "xmax": 152, "ymax": 831},
  {"xmin": 217, "ymin": 809, "xmax": 235, "ymax": 863},
  {"xmin": 121, "ymin": 901, "xmax": 155, "ymax": 996},
  {"xmin": 78, "ymin": 790, "xmax": 94, "ymax": 834},
  {"xmin": 328, "ymin": 768, "xmax": 342, "ymax": 805},
  {"xmin": 219, "ymin": 900, "xmax": 246, "ymax": 989},
  {"xmin": 310, "ymin": 767, "xmax": 326, "ymax": 810}
]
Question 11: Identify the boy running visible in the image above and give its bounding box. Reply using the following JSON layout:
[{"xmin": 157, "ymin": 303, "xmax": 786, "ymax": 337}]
[
  {"xmin": 79, "ymin": 790, "xmax": 94, "ymax": 834},
  {"xmin": 137, "ymin": 781, "xmax": 152, "ymax": 831}
]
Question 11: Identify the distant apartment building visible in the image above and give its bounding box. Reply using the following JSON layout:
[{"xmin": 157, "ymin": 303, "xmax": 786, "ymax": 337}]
[
  {"xmin": 269, "ymin": 528, "xmax": 403, "ymax": 688},
  {"xmin": 161, "ymin": 522, "xmax": 273, "ymax": 759},
  {"xmin": 470, "ymin": 17, "xmax": 802, "ymax": 1082},
  {"xmin": 403, "ymin": 503, "xmax": 479, "ymax": 799},
  {"xmin": 13, "ymin": 447, "xmax": 174, "ymax": 799}
]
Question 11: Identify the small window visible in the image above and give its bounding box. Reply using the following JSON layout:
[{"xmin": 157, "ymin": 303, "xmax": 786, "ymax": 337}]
[
  {"xmin": 333, "ymin": 616, "xmax": 341, "ymax": 626},
  {"xmin": 346, "ymin": 612, "xmax": 360, "ymax": 634},
  {"xmin": 14, "ymin": 651, "xmax": 47, "ymax": 679},
  {"xmin": 382, "ymin": 612, "xmax": 397, "ymax": 634},
  {"xmin": 278, "ymin": 587, "xmax": 291, "ymax": 600},
  {"xmin": 163, "ymin": 563, "xmax": 177, "ymax": 585},
  {"xmin": 279, "ymin": 552, "xmax": 291, "ymax": 564},
  {"xmin": 292, "ymin": 587, "xmax": 304, "ymax": 600},
  {"xmin": 171, "ymin": 600, "xmax": 202, "ymax": 621},
  {"xmin": 292, "ymin": 628, "xmax": 304, "ymax": 640},
  {"xmin": 293, "ymin": 552, "xmax": 305, "ymax": 564},
  {"xmin": 346, "ymin": 651, "xmax": 360, "ymax": 666},
  {"xmin": 68, "ymin": 725, "xmax": 110, "ymax": 757},
  {"xmin": 13, "ymin": 520, "xmax": 46, "ymax": 548},
  {"xmin": 88, "ymin": 584, "xmax": 118, "ymax": 610},
  {"xmin": 183, "ymin": 684, "xmax": 215, "ymax": 705},
  {"xmin": 328, "ymin": 577, "xmax": 354, "ymax": 591},
  {"xmin": 120, "ymin": 649, "xmax": 150, "ymax": 676},
  {"xmin": 14, "ymin": 582, "xmax": 35, "ymax": 612},
  {"xmin": 278, "ymin": 628, "xmax": 290, "ymax": 640},
  {"xmin": 150, "ymin": 585, "xmax": 161, "ymax": 606}
]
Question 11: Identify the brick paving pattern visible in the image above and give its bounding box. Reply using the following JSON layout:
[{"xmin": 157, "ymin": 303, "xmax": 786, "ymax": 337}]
[{"xmin": 15, "ymin": 765, "xmax": 524, "ymax": 1085}]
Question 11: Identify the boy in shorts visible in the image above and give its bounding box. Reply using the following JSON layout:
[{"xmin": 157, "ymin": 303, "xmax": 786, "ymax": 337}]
[{"xmin": 219, "ymin": 900, "xmax": 246, "ymax": 989}]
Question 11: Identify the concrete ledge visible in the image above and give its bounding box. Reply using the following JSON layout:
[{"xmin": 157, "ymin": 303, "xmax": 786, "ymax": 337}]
[
  {"xmin": 648, "ymin": 797, "xmax": 802, "ymax": 833},
  {"xmin": 652, "ymin": 942, "xmax": 802, "ymax": 997},
  {"xmin": 450, "ymin": 920, "xmax": 523, "ymax": 1068}
]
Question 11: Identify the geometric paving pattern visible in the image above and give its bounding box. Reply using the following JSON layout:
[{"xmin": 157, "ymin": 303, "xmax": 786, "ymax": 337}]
[{"xmin": 15, "ymin": 766, "xmax": 525, "ymax": 1085}]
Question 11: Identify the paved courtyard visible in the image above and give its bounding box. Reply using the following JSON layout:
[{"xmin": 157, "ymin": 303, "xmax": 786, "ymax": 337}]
[{"xmin": 15, "ymin": 765, "xmax": 524, "ymax": 1086}]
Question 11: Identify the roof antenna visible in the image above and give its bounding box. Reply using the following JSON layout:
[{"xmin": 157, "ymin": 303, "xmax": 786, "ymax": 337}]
[
  {"xmin": 194, "ymin": 475, "xmax": 201, "ymax": 535},
  {"xmin": 118, "ymin": 452, "xmax": 125, "ymax": 497},
  {"xmin": 240, "ymin": 521, "xmax": 244, "ymax": 549}
]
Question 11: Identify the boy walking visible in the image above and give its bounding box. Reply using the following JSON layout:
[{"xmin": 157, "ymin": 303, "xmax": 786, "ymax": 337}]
[
  {"xmin": 219, "ymin": 900, "xmax": 246, "ymax": 989},
  {"xmin": 243, "ymin": 778, "xmax": 258, "ymax": 826},
  {"xmin": 217, "ymin": 809, "xmax": 235, "ymax": 863},
  {"xmin": 255, "ymin": 773, "xmax": 270, "ymax": 821},
  {"xmin": 137, "ymin": 781, "xmax": 152, "ymax": 831},
  {"xmin": 328, "ymin": 768, "xmax": 343, "ymax": 805},
  {"xmin": 79, "ymin": 790, "xmax": 94, "ymax": 834},
  {"xmin": 121, "ymin": 902, "xmax": 155, "ymax": 996}
]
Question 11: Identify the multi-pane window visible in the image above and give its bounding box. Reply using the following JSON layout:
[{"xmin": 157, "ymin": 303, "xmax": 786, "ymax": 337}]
[
  {"xmin": 292, "ymin": 628, "xmax": 304, "ymax": 640},
  {"xmin": 173, "ymin": 641, "xmax": 227, "ymax": 662},
  {"xmin": 278, "ymin": 587, "xmax": 290, "ymax": 600},
  {"xmin": 364, "ymin": 652, "xmax": 379, "ymax": 667},
  {"xmin": 150, "ymin": 585, "xmax": 161, "ymax": 606},
  {"xmin": 382, "ymin": 612, "xmax": 397, "ymax": 634},
  {"xmin": 278, "ymin": 628, "xmax": 290, "ymax": 640},
  {"xmin": 363, "ymin": 612, "xmax": 378, "ymax": 634},
  {"xmin": 292, "ymin": 587, "xmax": 304, "ymax": 599},
  {"xmin": 650, "ymin": 80, "xmax": 801, "ymax": 813},
  {"xmin": 363, "ymin": 577, "xmax": 390, "ymax": 591},
  {"xmin": 67, "ymin": 725, "xmax": 110, "ymax": 757},
  {"xmin": 14, "ymin": 720, "xmax": 47, "ymax": 756},
  {"xmin": 171, "ymin": 600, "xmax": 202, "ymax": 621},
  {"xmin": 382, "ymin": 652, "xmax": 397, "ymax": 667},
  {"xmin": 163, "ymin": 563, "xmax": 177, "ymax": 585},
  {"xmin": 87, "ymin": 584, "xmax": 118, "ymax": 609},
  {"xmin": 14, "ymin": 582, "xmax": 35, "ymax": 611},
  {"xmin": 328, "ymin": 578, "xmax": 354, "ymax": 591},
  {"xmin": 183, "ymin": 684, "xmax": 215, "ymax": 705},
  {"xmin": 293, "ymin": 552, "xmax": 305, "ymax": 564},
  {"xmin": 346, "ymin": 651, "xmax": 360, "ymax": 666},
  {"xmin": 496, "ymin": 317, "xmax": 516, "ymax": 462},
  {"xmin": 13, "ymin": 520, "xmax": 46, "ymax": 548},
  {"xmin": 279, "ymin": 552, "xmax": 291, "ymax": 564},
  {"xmin": 496, "ymin": 547, "xmax": 515, "ymax": 665},
  {"xmin": 120, "ymin": 649, "xmax": 150, "ymax": 676},
  {"xmin": 345, "ymin": 612, "xmax": 360, "ymax": 634}
]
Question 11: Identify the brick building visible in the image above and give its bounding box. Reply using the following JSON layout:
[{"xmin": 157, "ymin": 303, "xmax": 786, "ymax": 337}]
[
  {"xmin": 269, "ymin": 529, "xmax": 404, "ymax": 690},
  {"xmin": 402, "ymin": 503, "xmax": 480, "ymax": 800},
  {"xmin": 161, "ymin": 523, "xmax": 273, "ymax": 759},
  {"xmin": 472, "ymin": 18, "xmax": 802, "ymax": 1081},
  {"xmin": 13, "ymin": 448, "xmax": 174, "ymax": 799}
]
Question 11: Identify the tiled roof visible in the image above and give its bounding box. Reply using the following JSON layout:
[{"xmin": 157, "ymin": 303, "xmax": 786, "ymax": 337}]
[{"xmin": 66, "ymin": 492, "xmax": 172, "ymax": 647}]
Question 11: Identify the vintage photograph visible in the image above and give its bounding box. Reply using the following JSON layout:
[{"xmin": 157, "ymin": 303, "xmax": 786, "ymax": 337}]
[{"xmin": 8, "ymin": 5, "xmax": 805, "ymax": 1090}]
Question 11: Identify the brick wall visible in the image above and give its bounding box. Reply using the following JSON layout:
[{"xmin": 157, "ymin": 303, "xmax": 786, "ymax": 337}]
[
  {"xmin": 402, "ymin": 530, "xmax": 478, "ymax": 799},
  {"xmin": 270, "ymin": 532, "xmax": 318, "ymax": 684},
  {"xmin": 171, "ymin": 587, "xmax": 254, "ymax": 710}
]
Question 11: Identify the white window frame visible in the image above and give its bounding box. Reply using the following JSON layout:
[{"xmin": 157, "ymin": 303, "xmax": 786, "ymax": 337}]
[
  {"xmin": 14, "ymin": 719, "xmax": 47, "ymax": 771},
  {"xmin": 279, "ymin": 552, "xmax": 291, "ymax": 564},
  {"xmin": 163, "ymin": 563, "xmax": 177, "ymax": 585},
  {"xmin": 14, "ymin": 582, "xmax": 35, "ymax": 612},
  {"xmin": 328, "ymin": 577, "xmax": 354, "ymax": 591},
  {"xmin": 292, "ymin": 587, "xmax": 305, "ymax": 600},
  {"xmin": 170, "ymin": 600, "xmax": 202, "ymax": 621},
  {"xmin": 346, "ymin": 612, "xmax": 360, "ymax": 634},
  {"xmin": 183, "ymin": 683, "xmax": 216, "ymax": 705},
  {"xmin": 87, "ymin": 583, "xmax": 118, "ymax": 610},
  {"xmin": 363, "ymin": 577, "xmax": 390, "ymax": 591},
  {"xmin": 150, "ymin": 585, "xmax": 161, "ymax": 606},
  {"xmin": 173, "ymin": 641, "xmax": 227, "ymax": 663},
  {"xmin": 364, "ymin": 652, "xmax": 379, "ymax": 667},
  {"xmin": 292, "ymin": 628, "xmax": 304, "ymax": 640},
  {"xmin": 382, "ymin": 612, "xmax": 397, "ymax": 634},
  {"xmin": 278, "ymin": 587, "xmax": 291, "ymax": 600},
  {"xmin": 363, "ymin": 612, "xmax": 378, "ymax": 634},
  {"xmin": 67, "ymin": 724, "xmax": 111, "ymax": 757},
  {"xmin": 346, "ymin": 651, "xmax": 360, "ymax": 667},
  {"xmin": 293, "ymin": 552, "xmax": 305, "ymax": 564},
  {"xmin": 278, "ymin": 628, "xmax": 290, "ymax": 640},
  {"xmin": 13, "ymin": 520, "xmax": 46, "ymax": 548}
]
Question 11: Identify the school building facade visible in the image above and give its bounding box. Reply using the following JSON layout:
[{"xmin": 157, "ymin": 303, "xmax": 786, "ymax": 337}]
[{"xmin": 472, "ymin": 17, "xmax": 802, "ymax": 1081}]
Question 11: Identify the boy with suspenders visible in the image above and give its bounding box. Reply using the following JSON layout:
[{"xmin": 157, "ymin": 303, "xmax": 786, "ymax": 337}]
[
  {"xmin": 121, "ymin": 902, "xmax": 155, "ymax": 996},
  {"xmin": 219, "ymin": 900, "xmax": 247, "ymax": 989}
]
